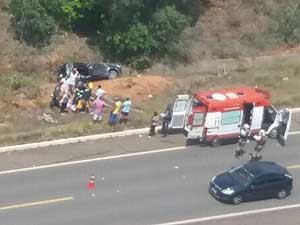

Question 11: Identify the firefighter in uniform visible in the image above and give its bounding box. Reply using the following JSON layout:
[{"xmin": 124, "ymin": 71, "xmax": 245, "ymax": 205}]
[
  {"xmin": 250, "ymin": 129, "xmax": 267, "ymax": 160},
  {"xmin": 235, "ymin": 123, "xmax": 251, "ymax": 159}
]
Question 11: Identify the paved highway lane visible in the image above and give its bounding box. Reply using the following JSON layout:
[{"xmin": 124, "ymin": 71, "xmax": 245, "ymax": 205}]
[
  {"xmin": 1, "ymin": 135, "xmax": 300, "ymax": 225},
  {"xmin": 163, "ymin": 206, "xmax": 300, "ymax": 225},
  {"xmin": 0, "ymin": 134, "xmax": 186, "ymax": 171}
]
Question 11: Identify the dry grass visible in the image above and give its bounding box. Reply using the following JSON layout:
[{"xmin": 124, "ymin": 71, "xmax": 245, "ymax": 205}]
[
  {"xmin": 164, "ymin": 52, "xmax": 300, "ymax": 108},
  {"xmin": 0, "ymin": 91, "xmax": 175, "ymax": 146}
]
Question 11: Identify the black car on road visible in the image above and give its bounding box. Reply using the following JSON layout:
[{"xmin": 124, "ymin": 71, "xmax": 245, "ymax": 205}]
[
  {"xmin": 209, "ymin": 161, "xmax": 293, "ymax": 205},
  {"xmin": 56, "ymin": 62, "xmax": 122, "ymax": 82}
]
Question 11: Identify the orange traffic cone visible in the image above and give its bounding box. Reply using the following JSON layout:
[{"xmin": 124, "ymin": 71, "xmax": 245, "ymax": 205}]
[{"xmin": 87, "ymin": 175, "xmax": 96, "ymax": 190}]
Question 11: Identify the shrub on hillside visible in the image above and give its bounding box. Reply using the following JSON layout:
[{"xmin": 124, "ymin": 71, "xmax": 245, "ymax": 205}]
[
  {"xmin": 98, "ymin": 5, "xmax": 190, "ymax": 70},
  {"xmin": 271, "ymin": 1, "xmax": 300, "ymax": 45},
  {"xmin": 1, "ymin": 72, "xmax": 34, "ymax": 90},
  {"xmin": 10, "ymin": 0, "xmax": 56, "ymax": 47}
]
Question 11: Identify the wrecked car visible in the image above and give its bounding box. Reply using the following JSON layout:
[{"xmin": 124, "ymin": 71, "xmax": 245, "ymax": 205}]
[{"xmin": 55, "ymin": 62, "xmax": 122, "ymax": 82}]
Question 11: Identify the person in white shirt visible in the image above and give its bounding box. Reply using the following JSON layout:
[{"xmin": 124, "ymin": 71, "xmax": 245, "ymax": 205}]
[
  {"xmin": 95, "ymin": 85, "xmax": 106, "ymax": 99},
  {"xmin": 66, "ymin": 68, "xmax": 79, "ymax": 87}
]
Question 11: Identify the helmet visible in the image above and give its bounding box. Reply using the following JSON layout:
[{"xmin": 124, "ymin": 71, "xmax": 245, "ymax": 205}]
[{"xmin": 243, "ymin": 124, "xmax": 250, "ymax": 129}]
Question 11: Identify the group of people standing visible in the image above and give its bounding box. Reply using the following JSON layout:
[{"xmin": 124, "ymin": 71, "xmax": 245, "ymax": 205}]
[
  {"xmin": 148, "ymin": 104, "xmax": 173, "ymax": 137},
  {"xmin": 107, "ymin": 96, "xmax": 132, "ymax": 126},
  {"xmin": 50, "ymin": 68, "xmax": 132, "ymax": 126},
  {"xmin": 50, "ymin": 68, "xmax": 94, "ymax": 113},
  {"xmin": 235, "ymin": 124, "xmax": 268, "ymax": 160}
]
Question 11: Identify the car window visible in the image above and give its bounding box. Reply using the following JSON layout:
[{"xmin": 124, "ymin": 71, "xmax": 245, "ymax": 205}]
[
  {"xmin": 91, "ymin": 64, "xmax": 106, "ymax": 76},
  {"xmin": 193, "ymin": 112, "xmax": 204, "ymax": 126},
  {"xmin": 229, "ymin": 166, "xmax": 254, "ymax": 185},
  {"xmin": 267, "ymin": 174, "xmax": 285, "ymax": 183},
  {"xmin": 251, "ymin": 175, "xmax": 272, "ymax": 187},
  {"xmin": 251, "ymin": 178, "xmax": 265, "ymax": 187},
  {"xmin": 221, "ymin": 110, "xmax": 241, "ymax": 125},
  {"xmin": 173, "ymin": 99, "xmax": 187, "ymax": 112},
  {"xmin": 263, "ymin": 106, "xmax": 276, "ymax": 123}
]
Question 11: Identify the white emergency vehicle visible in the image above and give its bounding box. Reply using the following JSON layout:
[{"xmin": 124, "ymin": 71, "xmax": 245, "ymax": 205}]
[{"xmin": 169, "ymin": 87, "xmax": 291, "ymax": 146}]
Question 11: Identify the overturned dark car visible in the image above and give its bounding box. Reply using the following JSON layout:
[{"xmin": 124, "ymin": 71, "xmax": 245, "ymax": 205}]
[{"xmin": 55, "ymin": 62, "xmax": 122, "ymax": 82}]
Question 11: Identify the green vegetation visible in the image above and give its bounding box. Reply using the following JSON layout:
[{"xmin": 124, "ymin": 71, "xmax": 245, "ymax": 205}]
[
  {"xmin": 10, "ymin": 0, "xmax": 56, "ymax": 46},
  {"xmin": 9, "ymin": 0, "xmax": 205, "ymax": 69},
  {"xmin": 2, "ymin": 0, "xmax": 300, "ymax": 146},
  {"xmin": 271, "ymin": 1, "xmax": 300, "ymax": 45}
]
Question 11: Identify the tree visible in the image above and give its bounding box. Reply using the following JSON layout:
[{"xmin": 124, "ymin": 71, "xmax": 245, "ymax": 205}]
[
  {"xmin": 10, "ymin": 0, "xmax": 56, "ymax": 47},
  {"xmin": 98, "ymin": 22, "xmax": 156, "ymax": 70},
  {"xmin": 151, "ymin": 5, "xmax": 190, "ymax": 56},
  {"xmin": 273, "ymin": 1, "xmax": 300, "ymax": 45},
  {"xmin": 9, "ymin": 0, "xmax": 204, "ymax": 68}
]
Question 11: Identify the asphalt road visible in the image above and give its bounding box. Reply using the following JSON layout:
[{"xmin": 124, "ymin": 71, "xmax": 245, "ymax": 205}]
[{"xmin": 1, "ymin": 133, "xmax": 300, "ymax": 225}]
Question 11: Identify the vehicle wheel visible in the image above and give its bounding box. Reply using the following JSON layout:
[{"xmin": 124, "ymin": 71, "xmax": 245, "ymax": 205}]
[
  {"xmin": 277, "ymin": 189, "xmax": 288, "ymax": 199},
  {"xmin": 232, "ymin": 195, "xmax": 243, "ymax": 205},
  {"xmin": 269, "ymin": 128, "xmax": 278, "ymax": 139},
  {"xmin": 185, "ymin": 139, "xmax": 192, "ymax": 146},
  {"xmin": 108, "ymin": 70, "xmax": 118, "ymax": 79},
  {"xmin": 211, "ymin": 139, "xmax": 221, "ymax": 147}
]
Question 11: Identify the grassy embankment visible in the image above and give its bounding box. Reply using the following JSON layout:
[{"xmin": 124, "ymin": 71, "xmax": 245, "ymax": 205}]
[
  {"xmin": 1, "ymin": 53, "xmax": 300, "ymax": 146},
  {"xmin": 1, "ymin": 0, "xmax": 300, "ymax": 146}
]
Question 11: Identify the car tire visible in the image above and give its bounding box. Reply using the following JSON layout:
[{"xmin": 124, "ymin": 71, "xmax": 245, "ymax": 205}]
[
  {"xmin": 232, "ymin": 195, "xmax": 243, "ymax": 205},
  {"xmin": 269, "ymin": 128, "xmax": 278, "ymax": 139},
  {"xmin": 185, "ymin": 139, "xmax": 192, "ymax": 146},
  {"xmin": 211, "ymin": 139, "xmax": 221, "ymax": 147},
  {"xmin": 277, "ymin": 189, "xmax": 288, "ymax": 199},
  {"xmin": 108, "ymin": 70, "xmax": 119, "ymax": 79}
]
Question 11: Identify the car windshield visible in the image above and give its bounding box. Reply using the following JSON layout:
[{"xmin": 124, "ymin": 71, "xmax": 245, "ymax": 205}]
[{"xmin": 229, "ymin": 166, "xmax": 254, "ymax": 185}]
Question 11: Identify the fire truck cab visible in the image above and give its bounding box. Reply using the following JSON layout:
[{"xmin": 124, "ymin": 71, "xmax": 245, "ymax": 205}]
[{"xmin": 170, "ymin": 87, "xmax": 291, "ymax": 146}]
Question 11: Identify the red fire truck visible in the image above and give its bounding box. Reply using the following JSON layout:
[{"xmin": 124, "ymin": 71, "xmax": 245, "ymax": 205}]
[{"xmin": 168, "ymin": 87, "xmax": 291, "ymax": 146}]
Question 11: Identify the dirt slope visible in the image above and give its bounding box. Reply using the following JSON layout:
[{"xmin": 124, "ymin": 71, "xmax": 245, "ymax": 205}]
[{"xmin": 93, "ymin": 75, "xmax": 175, "ymax": 103}]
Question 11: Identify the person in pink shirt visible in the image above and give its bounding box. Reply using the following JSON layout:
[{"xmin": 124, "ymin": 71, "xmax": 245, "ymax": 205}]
[{"xmin": 92, "ymin": 96, "xmax": 106, "ymax": 122}]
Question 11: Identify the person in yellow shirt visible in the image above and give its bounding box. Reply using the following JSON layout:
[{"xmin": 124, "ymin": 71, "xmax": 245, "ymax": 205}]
[{"xmin": 109, "ymin": 97, "xmax": 122, "ymax": 126}]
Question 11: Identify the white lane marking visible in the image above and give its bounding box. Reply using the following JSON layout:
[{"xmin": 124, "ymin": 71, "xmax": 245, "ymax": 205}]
[
  {"xmin": 151, "ymin": 203, "xmax": 300, "ymax": 225},
  {"xmin": 290, "ymin": 107, "xmax": 300, "ymax": 113},
  {"xmin": 0, "ymin": 130, "xmax": 299, "ymax": 176},
  {"xmin": 289, "ymin": 131, "xmax": 300, "ymax": 135},
  {"xmin": 0, "ymin": 196, "xmax": 74, "ymax": 211},
  {"xmin": 287, "ymin": 164, "xmax": 300, "ymax": 169},
  {"xmin": 0, "ymin": 146, "xmax": 186, "ymax": 176}
]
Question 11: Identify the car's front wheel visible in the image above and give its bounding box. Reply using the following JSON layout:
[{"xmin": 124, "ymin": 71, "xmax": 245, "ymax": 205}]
[
  {"xmin": 232, "ymin": 195, "xmax": 243, "ymax": 205},
  {"xmin": 269, "ymin": 128, "xmax": 278, "ymax": 138},
  {"xmin": 277, "ymin": 189, "xmax": 288, "ymax": 199},
  {"xmin": 211, "ymin": 139, "xmax": 221, "ymax": 147},
  {"xmin": 108, "ymin": 70, "xmax": 119, "ymax": 79}
]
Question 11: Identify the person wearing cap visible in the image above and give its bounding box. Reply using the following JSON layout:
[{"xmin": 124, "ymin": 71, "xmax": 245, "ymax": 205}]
[
  {"xmin": 235, "ymin": 123, "xmax": 251, "ymax": 158},
  {"xmin": 251, "ymin": 129, "xmax": 267, "ymax": 160}
]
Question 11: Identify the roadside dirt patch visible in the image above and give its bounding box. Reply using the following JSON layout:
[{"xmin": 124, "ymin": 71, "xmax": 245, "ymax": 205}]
[
  {"xmin": 93, "ymin": 75, "xmax": 176, "ymax": 103},
  {"xmin": 7, "ymin": 75, "xmax": 175, "ymax": 118}
]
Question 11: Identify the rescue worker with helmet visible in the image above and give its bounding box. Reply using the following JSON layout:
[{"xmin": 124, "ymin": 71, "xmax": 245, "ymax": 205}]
[
  {"xmin": 235, "ymin": 123, "xmax": 251, "ymax": 159},
  {"xmin": 250, "ymin": 129, "xmax": 267, "ymax": 160}
]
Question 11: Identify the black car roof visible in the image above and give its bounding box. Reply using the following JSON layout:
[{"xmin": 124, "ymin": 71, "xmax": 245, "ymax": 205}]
[{"xmin": 244, "ymin": 161, "xmax": 285, "ymax": 177}]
